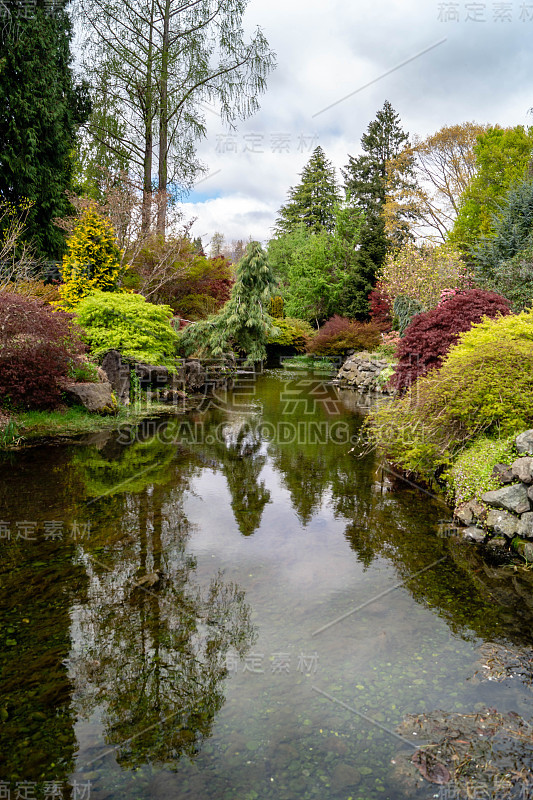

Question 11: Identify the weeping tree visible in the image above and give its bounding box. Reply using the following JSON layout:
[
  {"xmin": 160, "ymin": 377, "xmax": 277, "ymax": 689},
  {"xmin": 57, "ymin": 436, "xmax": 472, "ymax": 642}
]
[{"xmin": 179, "ymin": 241, "xmax": 277, "ymax": 362}]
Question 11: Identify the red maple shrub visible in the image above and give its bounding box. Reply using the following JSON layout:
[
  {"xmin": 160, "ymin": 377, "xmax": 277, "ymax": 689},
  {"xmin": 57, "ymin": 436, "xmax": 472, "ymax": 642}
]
[
  {"xmin": 0, "ymin": 293, "xmax": 85, "ymax": 410},
  {"xmin": 368, "ymin": 281, "xmax": 392, "ymax": 330},
  {"xmin": 307, "ymin": 315, "xmax": 381, "ymax": 355},
  {"xmin": 392, "ymin": 289, "xmax": 511, "ymax": 394}
]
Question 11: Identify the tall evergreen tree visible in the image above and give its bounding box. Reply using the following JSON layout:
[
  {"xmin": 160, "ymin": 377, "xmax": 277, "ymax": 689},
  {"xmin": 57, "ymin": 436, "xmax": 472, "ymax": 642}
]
[
  {"xmin": 342, "ymin": 101, "xmax": 409, "ymax": 314},
  {"xmin": 0, "ymin": 1, "xmax": 90, "ymax": 259},
  {"xmin": 275, "ymin": 146, "xmax": 340, "ymax": 235}
]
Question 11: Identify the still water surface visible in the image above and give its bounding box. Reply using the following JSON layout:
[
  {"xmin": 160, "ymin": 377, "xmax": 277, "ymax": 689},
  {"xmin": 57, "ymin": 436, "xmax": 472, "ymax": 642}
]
[{"xmin": 1, "ymin": 369, "xmax": 532, "ymax": 800}]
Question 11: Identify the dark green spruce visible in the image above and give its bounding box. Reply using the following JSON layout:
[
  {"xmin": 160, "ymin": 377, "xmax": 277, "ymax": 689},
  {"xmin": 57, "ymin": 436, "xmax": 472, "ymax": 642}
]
[
  {"xmin": 342, "ymin": 100, "xmax": 409, "ymax": 316},
  {"xmin": 275, "ymin": 145, "xmax": 340, "ymax": 235}
]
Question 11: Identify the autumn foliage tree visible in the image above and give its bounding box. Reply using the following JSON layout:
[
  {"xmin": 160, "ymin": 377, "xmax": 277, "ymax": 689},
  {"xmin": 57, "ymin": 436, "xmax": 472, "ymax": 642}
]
[
  {"xmin": 380, "ymin": 241, "xmax": 472, "ymax": 310},
  {"xmin": 392, "ymin": 289, "xmax": 511, "ymax": 393},
  {"xmin": 384, "ymin": 122, "xmax": 487, "ymax": 243},
  {"xmin": 0, "ymin": 293, "xmax": 85, "ymax": 409}
]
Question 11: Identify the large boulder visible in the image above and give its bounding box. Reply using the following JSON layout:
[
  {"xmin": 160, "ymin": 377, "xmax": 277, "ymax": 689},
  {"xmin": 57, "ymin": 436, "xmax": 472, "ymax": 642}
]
[
  {"xmin": 485, "ymin": 509, "xmax": 520, "ymax": 539},
  {"xmin": 511, "ymin": 456, "xmax": 533, "ymax": 484},
  {"xmin": 134, "ymin": 362, "xmax": 169, "ymax": 388},
  {"xmin": 63, "ymin": 382, "xmax": 118, "ymax": 415},
  {"xmin": 515, "ymin": 430, "xmax": 533, "ymax": 455},
  {"xmin": 517, "ymin": 512, "xmax": 533, "ymax": 540},
  {"xmin": 101, "ymin": 350, "xmax": 131, "ymax": 405},
  {"xmin": 481, "ymin": 484, "xmax": 531, "ymax": 515}
]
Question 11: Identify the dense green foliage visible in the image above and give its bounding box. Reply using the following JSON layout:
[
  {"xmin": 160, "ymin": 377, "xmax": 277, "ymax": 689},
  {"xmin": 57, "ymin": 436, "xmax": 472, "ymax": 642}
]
[
  {"xmin": 491, "ymin": 241, "xmax": 533, "ymax": 312},
  {"xmin": 449, "ymin": 126, "xmax": 533, "ymax": 253},
  {"xmin": 0, "ymin": 1, "xmax": 90, "ymax": 258},
  {"xmin": 471, "ymin": 178, "xmax": 533, "ymax": 309},
  {"xmin": 268, "ymin": 205, "xmax": 363, "ymax": 322},
  {"xmin": 366, "ymin": 309, "xmax": 533, "ymax": 481},
  {"xmin": 275, "ymin": 146, "xmax": 340, "ymax": 235},
  {"xmin": 266, "ymin": 317, "xmax": 313, "ymax": 351},
  {"xmin": 75, "ymin": 291, "xmax": 178, "ymax": 365},
  {"xmin": 392, "ymin": 296, "xmax": 423, "ymax": 336},
  {"xmin": 178, "ymin": 241, "xmax": 277, "ymax": 363}
]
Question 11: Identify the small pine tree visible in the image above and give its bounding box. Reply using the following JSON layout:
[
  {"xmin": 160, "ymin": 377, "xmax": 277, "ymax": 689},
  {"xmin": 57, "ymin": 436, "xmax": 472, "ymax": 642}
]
[
  {"xmin": 54, "ymin": 206, "xmax": 127, "ymax": 310},
  {"xmin": 275, "ymin": 146, "xmax": 340, "ymax": 235},
  {"xmin": 179, "ymin": 241, "xmax": 277, "ymax": 363}
]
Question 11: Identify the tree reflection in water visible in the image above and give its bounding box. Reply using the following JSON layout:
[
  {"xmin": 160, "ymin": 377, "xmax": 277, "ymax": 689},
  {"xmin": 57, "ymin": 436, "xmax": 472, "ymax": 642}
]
[{"xmin": 71, "ymin": 434, "xmax": 256, "ymax": 768}]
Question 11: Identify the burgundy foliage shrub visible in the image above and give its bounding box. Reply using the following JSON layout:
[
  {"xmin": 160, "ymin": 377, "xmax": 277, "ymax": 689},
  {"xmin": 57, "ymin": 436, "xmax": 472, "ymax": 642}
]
[
  {"xmin": 0, "ymin": 293, "xmax": 85, "ymax": 410},
  {"xmin": 392, "ymin": 289, "xmax": 511, "ymax": 394},
  {"xmin": 368, "ymin": 281, "xmax": 392, "ymax": 330},
  {"xmin": 307, "ymin": 315, "xmax": 381, "ymax": 355}
]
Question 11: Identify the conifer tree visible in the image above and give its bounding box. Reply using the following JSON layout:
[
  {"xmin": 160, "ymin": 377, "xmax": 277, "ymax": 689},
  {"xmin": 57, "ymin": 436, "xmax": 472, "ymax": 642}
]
[
  {"xmin": 0, "ymin": 0, "xmax": 90, "ymax": 259},
  {"xmin": 54, "ymin": 206, "xmax": 127, "ymax": 310},
  {"xmin": 275, "ymin": 146, "xmax": 340, "ymax": 235},
  {"xmin": 179, "ymin": 241, "xmax": 277, "ymax": 362},
  {"xmin": 342, "ymin": 101, "xmax": 409, "ymax": 312}
]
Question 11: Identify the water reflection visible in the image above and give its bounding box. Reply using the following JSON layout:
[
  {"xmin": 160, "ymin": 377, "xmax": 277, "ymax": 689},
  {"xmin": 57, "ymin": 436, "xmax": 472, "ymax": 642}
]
[{"xmin": 0, "ymin": 370, "xmax": 532, "ymax": 800}]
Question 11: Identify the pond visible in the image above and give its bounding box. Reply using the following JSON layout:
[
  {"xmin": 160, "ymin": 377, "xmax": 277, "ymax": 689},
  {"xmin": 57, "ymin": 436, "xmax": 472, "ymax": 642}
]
[{"xmin": 1, "ymin": 368, "xmax": 532, "ymax": 800}]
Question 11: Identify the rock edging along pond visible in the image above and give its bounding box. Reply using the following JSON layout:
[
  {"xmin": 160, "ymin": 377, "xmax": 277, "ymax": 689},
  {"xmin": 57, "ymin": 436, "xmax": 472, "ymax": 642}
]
[
  {"xmin": 453, "ymin": 428, "xmax": 533, "ymax": 559},
  {"xmin": 100, "ymin": 349, "xmax": 236, "ymax": 407},
  {"xmin": 335, "ymin": 353, "xmax": 395, "ymax": 394}
]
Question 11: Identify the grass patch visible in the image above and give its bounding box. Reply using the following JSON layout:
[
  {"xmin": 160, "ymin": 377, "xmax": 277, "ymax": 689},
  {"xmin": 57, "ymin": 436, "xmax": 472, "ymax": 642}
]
[
  {"xmin": 5, "ymin": 403, "xmax": 178, "ymax": 447},
  {"xmin": 444, "ymin": 435, "xmax": 517, "ymax": 506},
  {"xmin": 281, "ymin": 354, "xmax": 337, "ymax": 372}
]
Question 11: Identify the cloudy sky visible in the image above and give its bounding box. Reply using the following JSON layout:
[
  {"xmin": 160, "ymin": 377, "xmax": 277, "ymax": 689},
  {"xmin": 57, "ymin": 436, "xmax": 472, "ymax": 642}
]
[{"xmin": 181, "ymin": 0, "xmax": 533, "ymax": 251}]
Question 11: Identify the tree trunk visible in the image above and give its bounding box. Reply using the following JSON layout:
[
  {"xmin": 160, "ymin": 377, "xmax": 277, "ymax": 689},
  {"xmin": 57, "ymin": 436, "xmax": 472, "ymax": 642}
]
[
  {"xmin": 156, "ymin": 0, "xmax": 171, "ymax": 236},
  {"xmin": 141, "ymin": 0, "xmax": 156, "ymax": 235}
]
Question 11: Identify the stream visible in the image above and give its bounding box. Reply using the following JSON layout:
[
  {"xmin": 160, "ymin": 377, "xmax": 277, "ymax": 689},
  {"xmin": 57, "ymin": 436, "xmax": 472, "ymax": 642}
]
[{"xmin": 1, "ymin": 367, "xmax": 532, "ymax": 800}]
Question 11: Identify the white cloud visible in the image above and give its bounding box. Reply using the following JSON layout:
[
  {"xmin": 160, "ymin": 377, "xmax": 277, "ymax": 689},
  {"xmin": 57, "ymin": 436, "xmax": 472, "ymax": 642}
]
[{"xmin": 181, "ymin": 0, "xmax": 533, "ymax": 244}]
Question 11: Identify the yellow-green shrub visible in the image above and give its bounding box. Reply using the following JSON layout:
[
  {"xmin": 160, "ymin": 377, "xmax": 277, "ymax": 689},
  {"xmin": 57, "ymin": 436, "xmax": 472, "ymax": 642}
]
[
  {"xmin": 365, "ymin": 309, "xmax": 533, "ymax": 481},
  {"xmin": 75, "ymin": 291, "xmax": 178, "ymax": 366},
  {"xmin": 267, "ymin": 317, "xmax": 313, "ymax": 351},
  {"xmin": 269, "ymin": 295, "xmax": 284, "ymax": 319},
  {"xmin": 54, "ymin": 206, "xmax": 127, "ymax": 310}
]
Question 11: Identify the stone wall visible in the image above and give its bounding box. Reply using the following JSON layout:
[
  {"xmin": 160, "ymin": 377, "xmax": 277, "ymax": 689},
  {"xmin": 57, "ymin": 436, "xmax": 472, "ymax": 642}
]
[
  {"xmin": 101, "ymin": 350, "xmax": 235, "ymax": 407},
  {"xmin": 335, "ymin": 353, "xmax": 394, "ymax": 394},
  {"xmin": 453, "ymin": 429, "xmax": 533, "ymax": 560}
]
